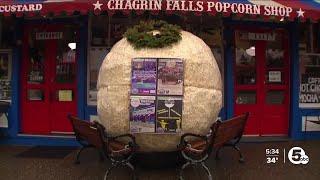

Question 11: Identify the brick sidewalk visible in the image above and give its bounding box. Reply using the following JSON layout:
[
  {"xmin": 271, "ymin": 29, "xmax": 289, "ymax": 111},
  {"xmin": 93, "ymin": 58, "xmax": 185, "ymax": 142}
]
[{"xmin": 0, "ymin": 141, "xmax": 319, "ymax": 180}]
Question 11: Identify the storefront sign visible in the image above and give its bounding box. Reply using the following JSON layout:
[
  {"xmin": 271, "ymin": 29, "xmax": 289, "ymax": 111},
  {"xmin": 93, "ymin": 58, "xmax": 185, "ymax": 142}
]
[
  {"xmin": 269, "ymin": 71, "xmax": 281, "ymax": 82},
  {"xmin": 36, "ymin": 32, "xmax": 63, "ymax": 40},
  {"xmin": 240, "ymin": 32, "xmax": 276, "ymax": 41},
  {"xmin": 94, "ymin": 0, "xmax": 301, "ymax": 18},
  {"xmin": 300, "ymin": 77, "xmax": 320, "ymax": 105},
  {"xmin": 0, "ymin": 4, "xmax": 42, "ymax": 13}
]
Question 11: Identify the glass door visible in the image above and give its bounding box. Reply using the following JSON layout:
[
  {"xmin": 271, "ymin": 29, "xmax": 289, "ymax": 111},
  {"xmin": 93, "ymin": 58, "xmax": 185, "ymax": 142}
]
[
  {"xmin": 234, "ymin": 29, "xmax": 289, "ymax": 136},
  {"xmin": 21, "ymin": 24, "xmax": 78, "ymax": 134}
]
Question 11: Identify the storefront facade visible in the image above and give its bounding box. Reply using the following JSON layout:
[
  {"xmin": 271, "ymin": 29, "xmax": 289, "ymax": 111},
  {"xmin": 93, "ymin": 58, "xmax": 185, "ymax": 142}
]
[{"xmin": 0, "ymin": 0, "xmax": 320, "ymax": 146}]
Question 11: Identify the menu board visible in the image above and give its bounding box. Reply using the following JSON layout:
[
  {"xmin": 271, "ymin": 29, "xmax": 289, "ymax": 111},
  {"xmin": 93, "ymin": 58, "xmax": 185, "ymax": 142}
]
[
  {"xmin": 156, "ymin": 96, "xmax": 183, "ymax": 133},
  {"xmin": 299, "ymin": 54, "xmax": 320, "ymax": 108},
  {"xmin": 157, "ymin": 59, "xmax": 184, "ymax": 95},
  {"xmin": 131, "ymin": 58, "xmax": 157, "ymax": 95},
  {"xmin": 130, "ymin": 96, "xmax": 156, "ymax": 133}
]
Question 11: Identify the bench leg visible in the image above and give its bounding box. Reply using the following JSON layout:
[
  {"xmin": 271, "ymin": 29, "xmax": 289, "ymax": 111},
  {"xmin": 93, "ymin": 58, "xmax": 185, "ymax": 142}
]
[
  {"xmin": 215, "ymin": 147, "xmax": 222, "ymax": 160},
  {"xmin": 98, "ymin": 150, "xmax": 105, "ymax": 162},
  {"xmin": 125, "ymin": 162, "xmax": 137, "ymax": 180},
  {"xmin": 233, "ymin": 145, "xmax": 244, "ymax": 163},
  {"xmin": 200, "ymin": 162, "xmax": 212, "ymax": 180},
  {"xmin": 179, "ymin": 161, "xmax": 191, "ymax": 180},
  {"xmin": 104, "ymin": 163, "xmax": 118, "ymax": 180},
  {"xmin": 75, "ymin": 146, "xmax": 86, "ymax": 164}
]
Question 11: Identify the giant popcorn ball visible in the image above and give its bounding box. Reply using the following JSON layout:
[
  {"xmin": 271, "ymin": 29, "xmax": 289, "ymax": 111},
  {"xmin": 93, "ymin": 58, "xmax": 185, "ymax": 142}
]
[{"xmin": 97, "ymin": 31, "xmax": 222, "ymax": 152}]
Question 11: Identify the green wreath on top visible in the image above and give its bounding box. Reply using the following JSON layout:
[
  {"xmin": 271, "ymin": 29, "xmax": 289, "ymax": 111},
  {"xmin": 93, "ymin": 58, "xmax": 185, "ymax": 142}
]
[{"xmin": 124, "ymin": 20, "xmax": 182, "ymax": 49}]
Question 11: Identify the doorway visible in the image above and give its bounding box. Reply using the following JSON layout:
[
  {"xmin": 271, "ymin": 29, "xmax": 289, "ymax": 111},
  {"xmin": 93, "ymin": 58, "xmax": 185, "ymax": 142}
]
[
  {"xmin": 21, "ymin": 24, "xmax": 78, "ymax": 134},
  {"xmin": 234, "ymin": 28, "xmax": 289, "ymax": 136}
]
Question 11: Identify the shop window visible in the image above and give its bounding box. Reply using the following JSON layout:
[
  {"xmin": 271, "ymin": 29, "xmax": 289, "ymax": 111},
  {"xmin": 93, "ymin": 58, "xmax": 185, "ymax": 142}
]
[
  {"xmin": 55, "ymin": 25, "xmax": 77, "ymax": 84},
  {"xmin": 235, "ymin": 31, "xmax": 256, "ymax": 85},
  {"xmin": 27, "ymin": 89, "xmax": 44, "ymax": 101},
  {"xmin": 0, "ymin": 17, "xmax": 14, "ymax": 102},
  {"xmin": 87, "ymin": 14, "xmax": 224, "ymax": 106},
  {"xmin": 266, "ymin": 90, "xmax": 285, "ymax": 104},
  {"xmin": 0, "ymin": 17, "xmax": 15, "ymax": 49},
  {"xmin": 0, "ymin": 50, "xmax": 12, "ymax": 101},
  {"xmin": 87, "ymin": 14, "xmax": 137, "ymax": 105},
  {"xmin": 28, "ymin": 38, "xmax": 45, "ymax": 84},
  {"xmin": 236, "ymin": 91, "xmax": 256, "ymax": 104},
  {"xmin": 299, "ymin": 22, "xmax": 320, "ymax": 108}
]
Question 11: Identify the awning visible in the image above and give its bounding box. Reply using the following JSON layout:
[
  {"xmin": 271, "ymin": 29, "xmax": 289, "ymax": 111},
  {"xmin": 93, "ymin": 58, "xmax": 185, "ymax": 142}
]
[{"xmin": 0, "ymin": 0, "xmax": 320, "ymax": 21}]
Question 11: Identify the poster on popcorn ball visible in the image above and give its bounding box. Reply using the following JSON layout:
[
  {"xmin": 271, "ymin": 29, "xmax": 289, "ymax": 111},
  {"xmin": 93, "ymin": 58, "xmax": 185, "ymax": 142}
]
[
  {"xmin": 157, "ymin": 58, "xmax": 184, "ymax": 95},
  {"xmin": 131, "ymin": 58, "xmax": 157, "ymax": 95},
  {"xmin": 156, "ymin": 96, "xmax": 183, "ymax": 133},
  {"xmin": 130, "ymin": 96, "xmax": 156, "ymax": 133}
]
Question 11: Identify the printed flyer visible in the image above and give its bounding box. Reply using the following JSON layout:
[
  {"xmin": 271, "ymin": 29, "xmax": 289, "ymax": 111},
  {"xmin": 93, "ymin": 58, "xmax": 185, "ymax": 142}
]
[
  {"xmin": 131, "ymin": 58, "xmax": 157, "ymax": 95},
  {"xmin": 156, "ymin": 96, "xmax": 183, "ymax": 133},
  {"xmin": 157, "ymin": 58, "xmax": 184, "ymax": 95},
  {"xmin": 130, "ymin": 96, "xmax": 156, "ymax": 133}
]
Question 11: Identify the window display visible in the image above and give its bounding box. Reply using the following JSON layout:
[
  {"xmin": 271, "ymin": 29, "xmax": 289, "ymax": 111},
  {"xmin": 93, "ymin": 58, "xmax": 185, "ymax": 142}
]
[
  {"xmin": 0, "ymin": 50, "xmax": 12, "ymax": 101},
  {"xmin": 299, "ymin": 22, "xmax": 320, "ymax": 108},
  {"xmin": 299, "ymin": 53, "xmax": 320, "ymax": 108},
  {"xmin": 87, "ymin": 14, "xmax": 132, "ymax": 105},
  {"xmin": 87, "ymin": 47, "xmax": 108, "ymax": 105}
]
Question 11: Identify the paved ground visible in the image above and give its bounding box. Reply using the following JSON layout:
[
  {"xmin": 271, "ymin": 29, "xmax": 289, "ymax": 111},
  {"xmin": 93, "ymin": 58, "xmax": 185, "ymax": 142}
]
[{"xmin": 0, "ymin": 140, "xmax": 319, "ymax": 180}]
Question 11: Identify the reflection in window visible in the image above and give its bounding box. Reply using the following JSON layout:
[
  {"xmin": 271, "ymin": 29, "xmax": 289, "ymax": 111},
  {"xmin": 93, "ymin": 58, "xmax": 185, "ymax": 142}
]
[
  {"xmin": 55, "ymin": 26, "xmax": 77, "ymax": 84},
  {"xmin": 236, "ymin": 91, "xmax": 256, "ymax": 104},
  {"xmin": 265, "ymin": 32, "xmax": 284, "ymax": 68},
  {"xmin": 266, "ymin": 90, "xmax": 285, "ymax": 104},
  {"xmin": 28, "ymin": 33, "xmax": 45, "ymax": 84},
  {"xmin": 236, "ymin": 48, "xmax": 256, "ymax": 85},
  {"xmin": 235, "ymin": 31, "xmax": 256, "ymax": 85},
  {"xmin": 266, "ymin": 48, "xmax": 284, "ymax": 68},
  {"xmin": 27, "ymin": 89, "xmax": 44, "ymax": 101}
]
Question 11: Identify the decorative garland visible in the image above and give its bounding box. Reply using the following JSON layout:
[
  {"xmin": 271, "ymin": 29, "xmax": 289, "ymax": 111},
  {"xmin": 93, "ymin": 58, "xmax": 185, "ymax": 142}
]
[{"xmin": 124, "ymin": 20, "xmax": 182, "ymax": 49}]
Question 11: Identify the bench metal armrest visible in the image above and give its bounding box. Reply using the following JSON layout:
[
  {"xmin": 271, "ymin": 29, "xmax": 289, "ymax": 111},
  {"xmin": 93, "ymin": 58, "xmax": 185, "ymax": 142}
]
[
  {"xmin": 111, "ymin": 134, "xmax": 138, "ymax": 150},
  {"xmin": 178, "ymin": 133, "xmax": 208, "ymax": 150}
]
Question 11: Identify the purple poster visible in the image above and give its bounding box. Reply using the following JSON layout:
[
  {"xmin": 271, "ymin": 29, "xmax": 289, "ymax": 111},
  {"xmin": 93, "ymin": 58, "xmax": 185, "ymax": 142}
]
[
  {"xmin": 157, "ymin": 58, "xmax": 184, "ymax": 95},
  {"xmin": 130, "ymin": 96, "xmax": 156, "ymax": 133},
  {"xmin": 131, "ymin": 58, "xmax": 157, "ymax": 95}
]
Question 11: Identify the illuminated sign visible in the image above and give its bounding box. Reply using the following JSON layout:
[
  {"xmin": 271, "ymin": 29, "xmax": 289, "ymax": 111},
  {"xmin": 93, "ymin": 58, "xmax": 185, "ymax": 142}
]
[{"xmin": 0, "ymin": 4, "xmax": 42, "ymax": 13}]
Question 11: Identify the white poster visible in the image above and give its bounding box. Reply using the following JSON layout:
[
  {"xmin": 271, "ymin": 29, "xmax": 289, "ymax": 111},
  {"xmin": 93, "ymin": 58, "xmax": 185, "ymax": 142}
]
[
  {"xmin": 269, "ymin": 71, "xmax": 282, "ymax": 82},
  {"xmin": 302, "ymin": 116, "xmax": 320, "ymax": 132}
]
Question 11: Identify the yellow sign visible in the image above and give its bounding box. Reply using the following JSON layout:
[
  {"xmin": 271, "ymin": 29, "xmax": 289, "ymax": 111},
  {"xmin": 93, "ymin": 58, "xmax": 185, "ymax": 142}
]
[{"xmin": 58, "ymin": 90, "xmax": 72, "ymax": 102}]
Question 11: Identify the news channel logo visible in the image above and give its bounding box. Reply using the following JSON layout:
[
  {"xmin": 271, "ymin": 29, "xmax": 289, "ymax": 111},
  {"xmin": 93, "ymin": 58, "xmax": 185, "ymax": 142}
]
[{"xmin": 265, "ymin": 147, "xmax": 309, "ymax": 165}]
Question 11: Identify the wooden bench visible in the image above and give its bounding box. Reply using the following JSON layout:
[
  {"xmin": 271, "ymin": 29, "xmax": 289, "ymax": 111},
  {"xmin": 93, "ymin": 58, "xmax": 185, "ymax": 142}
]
[
  {"xmin": 68, "ymin": 115, "xmax": 138, "ymax": 180},
  {"xmin": 178, "ymin": 112, "xmax": 249, "ymax": 180}
]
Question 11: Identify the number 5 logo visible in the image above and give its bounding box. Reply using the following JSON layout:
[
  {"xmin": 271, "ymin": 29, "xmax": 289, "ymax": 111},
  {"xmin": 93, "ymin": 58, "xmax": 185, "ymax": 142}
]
[{"xmin": 288, "ymin": 147, "xmax": 309, "ymax": 165}]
